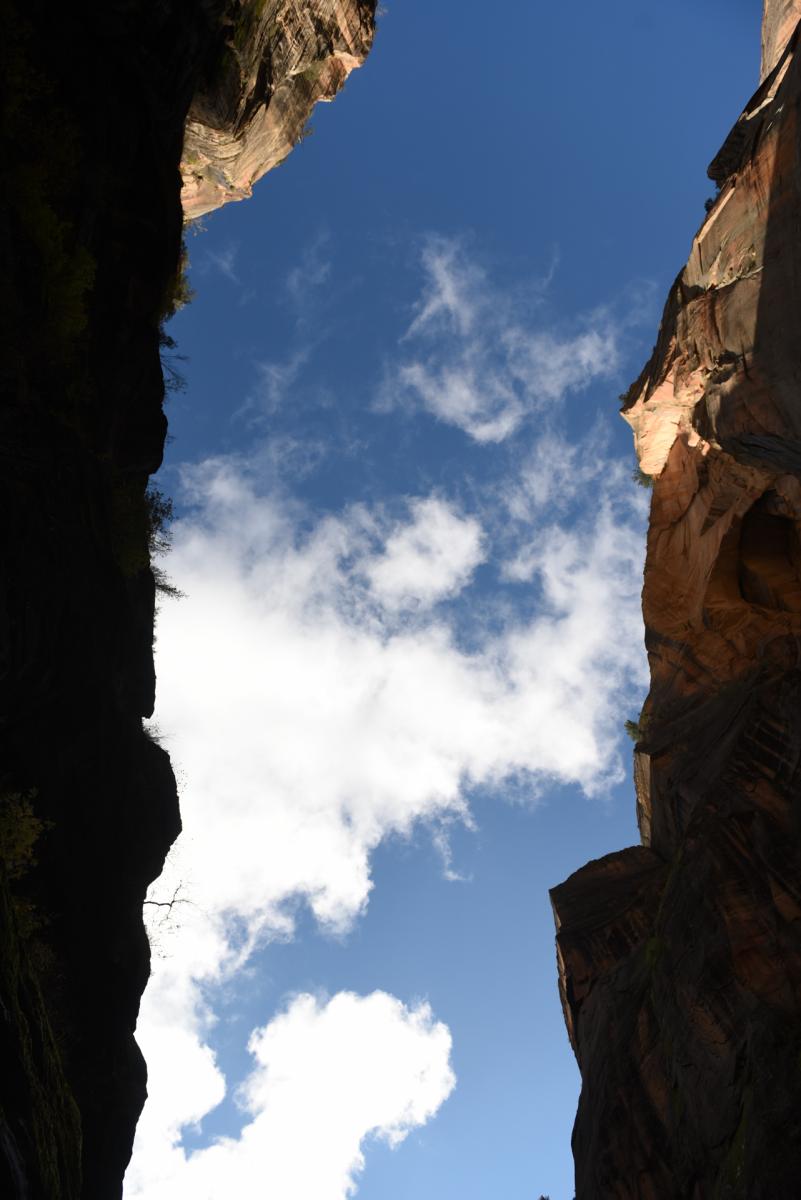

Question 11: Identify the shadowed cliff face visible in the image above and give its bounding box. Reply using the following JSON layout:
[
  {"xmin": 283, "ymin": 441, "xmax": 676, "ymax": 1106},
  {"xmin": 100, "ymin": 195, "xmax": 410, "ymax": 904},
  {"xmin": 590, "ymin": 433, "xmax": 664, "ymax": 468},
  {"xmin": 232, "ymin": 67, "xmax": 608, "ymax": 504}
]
[
  {"xmin": 552, "ymin": 4, "xmax": 801, "ymax": 1197},
  {"xmin": 0, "ymin": 2, "xmax": 375, "ymax": 1197}
]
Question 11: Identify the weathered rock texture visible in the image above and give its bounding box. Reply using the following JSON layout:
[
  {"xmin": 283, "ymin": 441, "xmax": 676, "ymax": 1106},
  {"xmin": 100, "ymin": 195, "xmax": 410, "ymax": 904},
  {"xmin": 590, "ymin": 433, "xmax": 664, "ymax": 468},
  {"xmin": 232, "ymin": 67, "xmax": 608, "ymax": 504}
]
[
  {"xmin": 0, "ymin": 1, "xmax": 374, "ymax": 1197},
  {"xmin": 762, "ymin": 0, "xmax": 801, "ymax": 78},
  {"xmin": 182, "ymin": 0, "xmax": 376, "ymax": 218},
  {"xmin": 552, "ymin": 5, "xmax": 801, "ymax": 1197}
]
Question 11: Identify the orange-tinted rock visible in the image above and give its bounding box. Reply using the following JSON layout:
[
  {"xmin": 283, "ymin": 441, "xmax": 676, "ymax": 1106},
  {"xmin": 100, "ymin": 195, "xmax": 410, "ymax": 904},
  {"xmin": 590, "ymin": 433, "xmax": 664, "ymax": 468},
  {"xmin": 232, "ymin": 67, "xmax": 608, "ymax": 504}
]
[
  {"xmin": 553, "ymin": 8, "xmax": 801, "ymax": 1196},
  {"xmin": 762, "ymin": 0, "xmax": 801, "ymax": 78},
  {"xmin": 181, "ymin": 0, "xmax": 376, "ymax": 218}
]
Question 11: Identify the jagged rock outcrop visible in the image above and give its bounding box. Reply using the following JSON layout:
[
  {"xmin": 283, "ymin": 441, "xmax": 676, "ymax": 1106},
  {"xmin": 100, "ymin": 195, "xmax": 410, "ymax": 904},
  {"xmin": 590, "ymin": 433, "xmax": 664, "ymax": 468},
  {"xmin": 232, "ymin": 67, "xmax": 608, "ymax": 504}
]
[
  {"xmin": 181, "ymin": 0, "xmax": 376, "ymax": 218},
  {"xmin": 0, "ymin": 2, "xmax": 374, "ymax": 1197},
  {"xmin": 552, "ymin": 4, "xmax": 801, "ymax": 1196}
]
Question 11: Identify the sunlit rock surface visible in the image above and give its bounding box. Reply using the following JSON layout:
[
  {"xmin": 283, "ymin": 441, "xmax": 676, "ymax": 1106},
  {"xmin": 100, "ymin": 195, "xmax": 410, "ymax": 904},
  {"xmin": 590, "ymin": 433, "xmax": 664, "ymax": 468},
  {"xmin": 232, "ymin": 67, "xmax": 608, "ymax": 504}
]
[
  {"xmin": 181, "ymin": 0, "xmax": 376, "ymax": 218},
  {"xmin": 552, "ymin": 7, "xmax": 801, "ymax": 1196},
  {"xmin": 762, "ymin": 0, "xmax": 801, "ymax": 78}
]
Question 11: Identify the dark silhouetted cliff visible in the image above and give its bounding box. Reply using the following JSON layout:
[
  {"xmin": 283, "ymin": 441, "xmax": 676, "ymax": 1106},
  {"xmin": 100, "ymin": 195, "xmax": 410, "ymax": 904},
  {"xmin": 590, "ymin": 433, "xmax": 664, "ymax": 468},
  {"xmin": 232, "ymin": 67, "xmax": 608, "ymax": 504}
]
[
  {"xmin": 552, "ymin": 3, "xmax": 801, "ymax": 1196},
  {"xmin": 0, "ymin": 2, "xmax": 375, "ymax": 1197}
]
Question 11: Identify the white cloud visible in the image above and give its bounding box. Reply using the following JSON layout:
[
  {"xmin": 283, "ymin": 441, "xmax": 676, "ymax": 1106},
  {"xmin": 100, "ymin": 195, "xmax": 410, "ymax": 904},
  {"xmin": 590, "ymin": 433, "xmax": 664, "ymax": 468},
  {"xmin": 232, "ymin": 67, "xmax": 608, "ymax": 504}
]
[
  {"xmin": 126, "ymin": 442, "xmax": 646, "ymax": 1195},
  {"xmin": 362, "ymin": 496, "xmax": 485, "ymax": 610},
  {"xmin": 404, "ymin": 237, "xmax": 481, "ymax": 338},
  {"xmin": 128, "ymin": 991, "xmax": 454, "ymax": 1200},
  {"xmin": 233, "ymin": 234, "xmax": 335, "ymax": 423},
  {"xmin": 140, "ymin": 450, "xmax": 645, "ymax": 949},
  {"xmin": 248, "ymin": 350, "xmax": 310, "ymax": 415},
  {"xmin": 384, "ymin": 238, "xmax": 621, "ymax": 441},
  {"xmin": 199, "ymin": 242, "xmax": 240, "ymax": 284},
  {"xmin": 286, "ymin": 231, "xmax": 332, "ymax": 309},
  {"xmin": 499, "ymin": 423, "xmax": 622, "ymax": 522},
  {"xmin": 150, "ymin": 456, "xmax": 644, "ymax": 947},
  {"xmin": 128, "ymin": 219, "xmax": 655, "ymax": 1196},
  {"xmin": 396, "ymin": 359, "xmax": 524, "ymax": 443}
]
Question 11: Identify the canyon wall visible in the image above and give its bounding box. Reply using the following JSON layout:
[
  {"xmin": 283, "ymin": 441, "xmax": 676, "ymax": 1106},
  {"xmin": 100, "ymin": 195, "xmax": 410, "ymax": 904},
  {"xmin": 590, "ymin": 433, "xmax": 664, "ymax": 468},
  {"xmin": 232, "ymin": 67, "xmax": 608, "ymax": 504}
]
[
  {"xmin": 9, "ymin": 0, "xmax": 798, "ymax": 1195},
  {"xmin": 182, "ymin": 0, "xmax": 375, "ymax": 218},
  {"xmin": 762, "ymin": 0, "xmax": 801, "ymax": 77},
  {"xmin": 0, "ymin": 3, "xmax": 375, "ymax": 1197},
  {"xmin": 551, "ymin": 3, "xmax": 801, "ymax": 1196}
]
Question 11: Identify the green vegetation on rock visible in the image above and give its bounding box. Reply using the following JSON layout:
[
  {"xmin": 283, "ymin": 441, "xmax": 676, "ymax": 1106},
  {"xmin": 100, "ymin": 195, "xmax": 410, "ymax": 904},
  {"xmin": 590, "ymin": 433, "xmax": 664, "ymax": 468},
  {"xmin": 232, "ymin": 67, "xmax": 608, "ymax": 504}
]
[
  {"xmin": 111, "ymin": 479, "xmax": 183, "ymax": 599},
  {"xmin": 159, "ymin": 239, "xmax": 194, "ymax": 322},
  {"xmin": 0, "ymin": 791, "xmax": 45, "ymax": 882}
]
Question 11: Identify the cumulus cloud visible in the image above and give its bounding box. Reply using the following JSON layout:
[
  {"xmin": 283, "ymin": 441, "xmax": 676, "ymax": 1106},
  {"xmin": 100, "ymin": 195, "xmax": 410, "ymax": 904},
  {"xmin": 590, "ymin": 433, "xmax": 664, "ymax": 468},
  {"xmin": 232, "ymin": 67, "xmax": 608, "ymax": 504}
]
[
  {"xmin": 126, "ymin": 440, "xmax": 646, "ymax": 1195},
  {"xmin": 362, "ymin": 495, "xmax": 485, "ymax": 610},
  {"xmin": 150, "ymin": 457, "xmax": 644, "ymax": 940},
  {"xmin": 126, "ymin": 223, "xmax": 655, "ymax": 1196},
  {"xmin": 383, "ymin": 237, "xmax": 621, "ymax": 441},
  {"xmin": 143, "ymin": 455, "xmax": 644, "ymax": 937},
  {"xmin": 128, "ymin": 991, "xmax": 454, "ymax": 1200}
]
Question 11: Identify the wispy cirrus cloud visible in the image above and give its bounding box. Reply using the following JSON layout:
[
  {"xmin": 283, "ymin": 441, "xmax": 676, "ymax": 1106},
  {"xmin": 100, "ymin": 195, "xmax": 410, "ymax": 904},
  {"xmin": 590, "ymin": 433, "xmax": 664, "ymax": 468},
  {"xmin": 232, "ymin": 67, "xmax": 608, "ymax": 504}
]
[
  {"xmin": 382, "ymin": 237, "xmax": 622, "ymax": 442},
  {"xmin": 238, "ymin": 234, "xmax": 334, "ymax": 422},
  {"xmin": 251, "ymin": 349, "xmax": 311, "ymax": 415},
  {"xmin": 198, "ymin": 241, "xmax": 241, "ymax": 284},
  {"xmin": 286, "ymin": 230, "xmax": 332, "ymax": 311}
]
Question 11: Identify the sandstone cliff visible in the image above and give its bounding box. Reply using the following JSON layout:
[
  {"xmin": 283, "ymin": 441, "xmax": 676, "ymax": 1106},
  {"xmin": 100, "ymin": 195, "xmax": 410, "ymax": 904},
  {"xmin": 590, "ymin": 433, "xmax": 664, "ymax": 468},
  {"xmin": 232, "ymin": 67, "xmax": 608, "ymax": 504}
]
[
  {"xmin": 0, "ymin": 2, "xmax": 375, "ymax": 1197},
  {"xmin": 182, "ymin": 0, "xmax": 375, "ymax": 219},
  {"xmin": 551, "ymin": 3, "xmax": 801, "ymax": 1196}
]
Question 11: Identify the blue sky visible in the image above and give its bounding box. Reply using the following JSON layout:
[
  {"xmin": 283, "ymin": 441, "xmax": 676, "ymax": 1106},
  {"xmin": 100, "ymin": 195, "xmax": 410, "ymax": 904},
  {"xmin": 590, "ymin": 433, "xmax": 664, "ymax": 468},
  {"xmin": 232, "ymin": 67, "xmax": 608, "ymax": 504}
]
[{"xmin": 125, "ymin": 4, "xmax": 760, "ymax": 1199}]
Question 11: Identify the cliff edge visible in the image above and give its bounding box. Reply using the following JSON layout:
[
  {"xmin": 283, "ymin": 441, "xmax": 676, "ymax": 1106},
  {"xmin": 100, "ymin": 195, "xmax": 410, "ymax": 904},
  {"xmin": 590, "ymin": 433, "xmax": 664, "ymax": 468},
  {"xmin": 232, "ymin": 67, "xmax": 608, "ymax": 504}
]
[
  {"xmin": 182, "ymin": 0, "xmax": 375, "ymax": 218},
  {"xmin": 551, "ymin": 3, "xmax": 801, "ymax": 1196},
  {"xmin": 0, "ymin": 2, "xmax": 375, "ymax": 1197}
]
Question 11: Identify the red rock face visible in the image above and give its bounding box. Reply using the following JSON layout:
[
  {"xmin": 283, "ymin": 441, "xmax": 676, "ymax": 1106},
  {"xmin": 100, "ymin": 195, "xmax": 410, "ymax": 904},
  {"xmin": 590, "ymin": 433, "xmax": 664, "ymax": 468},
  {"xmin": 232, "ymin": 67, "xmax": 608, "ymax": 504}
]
[
  {"xmin": 552, "ymin": 10, "xmax": 801, "ymax": 1197},
  {"xmin": 181, "ymin": 0, "xmax": 377, "ymax": 219},
  {"xmin": 762, "ymin": 0, "xmax": 801, "ymax": 78}
]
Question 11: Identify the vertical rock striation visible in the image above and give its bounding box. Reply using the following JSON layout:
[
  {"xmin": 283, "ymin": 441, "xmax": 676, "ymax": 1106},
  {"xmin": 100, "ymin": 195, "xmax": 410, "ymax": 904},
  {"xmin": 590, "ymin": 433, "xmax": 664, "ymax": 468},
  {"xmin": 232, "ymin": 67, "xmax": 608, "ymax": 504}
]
[
  {"xmin": 552, "ymin": 4, "xmax": 801, "ymax": 1196},
  {"xmin": 0, "ymin": 2, "xmax": 375, "ymax": 1197}
]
